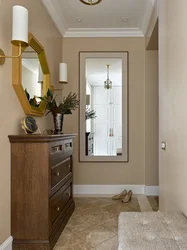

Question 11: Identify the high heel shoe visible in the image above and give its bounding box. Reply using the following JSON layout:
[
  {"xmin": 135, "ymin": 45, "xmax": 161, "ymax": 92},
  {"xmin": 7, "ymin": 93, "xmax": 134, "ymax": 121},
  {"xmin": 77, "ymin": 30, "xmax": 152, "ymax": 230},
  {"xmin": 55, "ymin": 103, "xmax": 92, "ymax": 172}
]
[
  {"xmin": 122, "ymin": 190, "xmax": 133, "ymax": 203},
  {"xmin": 112, "ymin": 189, "xmax": 127, "ymax": 200}
]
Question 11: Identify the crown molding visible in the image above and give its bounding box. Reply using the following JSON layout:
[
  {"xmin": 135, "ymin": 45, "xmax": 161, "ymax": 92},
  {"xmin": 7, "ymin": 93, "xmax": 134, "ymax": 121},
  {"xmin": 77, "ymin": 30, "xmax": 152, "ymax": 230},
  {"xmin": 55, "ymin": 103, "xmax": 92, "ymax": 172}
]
[
  {"xmin": 141, "ymin": 0, "xmax": 157, "ymax": 35},
  {"xmin": 22, "ymin": 59, "xmax": 38, "ymax": 75},
  {"xmin": 41, "ymin": 0, "xmax": 146, "ymax": 38},
  {"xmin": 64, "ymin": 28, "xmax": 144, "ymax": 38},
  {"xmin": 41, "ymin": 0, "xmax": 67, "ymax": 36}
]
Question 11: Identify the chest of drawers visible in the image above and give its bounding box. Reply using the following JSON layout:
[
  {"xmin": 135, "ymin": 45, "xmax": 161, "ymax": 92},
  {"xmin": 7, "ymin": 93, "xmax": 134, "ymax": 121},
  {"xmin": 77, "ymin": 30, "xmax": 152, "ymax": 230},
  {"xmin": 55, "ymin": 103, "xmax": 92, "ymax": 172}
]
[{"xmin": 9, "ymin": 134, "xmax": 76, "ymax": 250}]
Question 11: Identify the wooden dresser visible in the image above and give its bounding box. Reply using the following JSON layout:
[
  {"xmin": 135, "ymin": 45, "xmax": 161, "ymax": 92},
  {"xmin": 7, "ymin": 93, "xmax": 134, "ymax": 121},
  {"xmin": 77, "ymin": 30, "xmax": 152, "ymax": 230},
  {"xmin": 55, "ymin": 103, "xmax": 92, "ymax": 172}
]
[{"xmin": 8, "ymin": 134, "xmax": 76, "ymax": 250}]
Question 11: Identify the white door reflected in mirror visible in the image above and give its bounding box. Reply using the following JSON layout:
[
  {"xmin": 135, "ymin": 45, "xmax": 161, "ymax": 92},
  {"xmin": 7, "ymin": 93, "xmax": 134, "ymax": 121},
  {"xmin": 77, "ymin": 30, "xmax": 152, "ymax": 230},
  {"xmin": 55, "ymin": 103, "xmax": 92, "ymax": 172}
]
[{"xmin": 80, "ymin": 52, "xmax": 128, "ymax": 162}]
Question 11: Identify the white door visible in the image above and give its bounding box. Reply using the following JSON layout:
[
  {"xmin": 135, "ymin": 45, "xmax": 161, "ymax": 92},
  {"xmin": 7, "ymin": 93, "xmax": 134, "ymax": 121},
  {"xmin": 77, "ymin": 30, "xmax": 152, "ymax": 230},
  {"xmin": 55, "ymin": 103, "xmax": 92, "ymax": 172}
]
[
  {"xmin": 93, "ymin": 86, "xmax": 122, "ymax": 155},
  {"xmin": 111, "ymin": 87, "xmax": 122, "ymax": 155},
  {"xmin": 93, "ymin": 87, "xmax": 110, "ymax": 155}
]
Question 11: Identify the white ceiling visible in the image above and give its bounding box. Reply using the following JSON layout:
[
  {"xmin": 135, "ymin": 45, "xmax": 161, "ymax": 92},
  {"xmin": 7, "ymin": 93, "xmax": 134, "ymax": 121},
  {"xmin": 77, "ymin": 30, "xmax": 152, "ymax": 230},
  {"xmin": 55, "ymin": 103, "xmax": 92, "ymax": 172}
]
[
  {"xmin": 41, "ymin": 0, "xmax": 156, "ymax": 37},
  {"xmin": 86, "ymin": 58, "xmax": 122, "ymax": 87}
]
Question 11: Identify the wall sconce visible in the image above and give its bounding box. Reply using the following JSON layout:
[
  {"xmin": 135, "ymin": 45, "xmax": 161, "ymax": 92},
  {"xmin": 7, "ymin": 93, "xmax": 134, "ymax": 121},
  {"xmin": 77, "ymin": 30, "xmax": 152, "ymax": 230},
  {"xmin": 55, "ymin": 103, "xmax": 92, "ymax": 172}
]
[
  {"xmin": 53, "ymin": 63, "xmax": 68, "ymax": 91},
  {"xmin": 59, "ymin": 63, "xmax": 68, "ymax": 84},
  {"xmin": 0, "ymin": 5, "xmax": 28, "ymax": 66}
]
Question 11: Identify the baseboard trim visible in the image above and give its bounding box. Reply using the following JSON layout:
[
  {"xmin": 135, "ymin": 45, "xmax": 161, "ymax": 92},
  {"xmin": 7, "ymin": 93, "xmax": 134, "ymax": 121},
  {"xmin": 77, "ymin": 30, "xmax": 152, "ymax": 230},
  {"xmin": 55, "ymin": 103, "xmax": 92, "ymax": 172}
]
[
  {"xmin": 0, "ymin": 236, "xmax": 13, "ymax": 250},
  {"xmin": 73, "ymin": 185, "xmax": 159, "ymax": 197},
  {"xmin": 145, "ymin": 186, "xmax": 159, "ymax": 196}
]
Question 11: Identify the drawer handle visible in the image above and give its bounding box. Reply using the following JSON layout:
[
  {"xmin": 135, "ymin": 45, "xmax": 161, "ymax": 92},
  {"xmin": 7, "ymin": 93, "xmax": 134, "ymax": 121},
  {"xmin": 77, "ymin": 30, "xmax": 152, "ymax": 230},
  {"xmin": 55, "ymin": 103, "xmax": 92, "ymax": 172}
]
[
  {"xmin": 56, "ymin": 207, "xmax": 60, "ymax": 212},
  {"xmin": 66, "ymin": 193, "xmax": 70, "ymax": 197},
  {"xmin": 67, "ymin": 164, "xmax": 71, "ymax": 169},
  {"xmin": 54, "ymin": 172, "xmax": 60, "ymax": 176},
  {"xmin": 51, "ymin": 145, "xmax": 62, "ymax": 153},
  {"xmin": 64, "ymin": 142, "xmax": 72, "ymax": 150}
]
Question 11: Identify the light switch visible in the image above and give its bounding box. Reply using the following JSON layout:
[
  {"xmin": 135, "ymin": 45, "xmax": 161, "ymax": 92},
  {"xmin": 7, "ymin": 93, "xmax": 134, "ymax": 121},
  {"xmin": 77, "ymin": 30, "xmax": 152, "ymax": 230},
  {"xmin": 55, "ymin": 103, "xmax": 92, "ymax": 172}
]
[{"xmin": 161, "ymin": 141, "xmax": 167, "ymax": 150}]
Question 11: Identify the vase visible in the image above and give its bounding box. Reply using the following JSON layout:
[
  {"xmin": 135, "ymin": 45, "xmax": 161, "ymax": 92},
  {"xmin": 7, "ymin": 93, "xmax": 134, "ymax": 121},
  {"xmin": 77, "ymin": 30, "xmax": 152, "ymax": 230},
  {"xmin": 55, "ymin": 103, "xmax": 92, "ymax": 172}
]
[{"xmin": 53, "ymin": 113, "xmax": 64, "ymax": 134}]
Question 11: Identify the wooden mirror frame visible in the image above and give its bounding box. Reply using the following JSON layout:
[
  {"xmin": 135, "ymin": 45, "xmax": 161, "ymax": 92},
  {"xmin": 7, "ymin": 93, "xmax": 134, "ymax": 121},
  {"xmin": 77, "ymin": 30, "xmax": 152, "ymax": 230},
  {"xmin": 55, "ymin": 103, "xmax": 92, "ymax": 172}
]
[
  {"xmin": 79, "ymin": 51, "xmax": 129, "ymax": 162},
  {"xmin": 12, "ymin": 33, "xmax": 51, "ymax": 116}
]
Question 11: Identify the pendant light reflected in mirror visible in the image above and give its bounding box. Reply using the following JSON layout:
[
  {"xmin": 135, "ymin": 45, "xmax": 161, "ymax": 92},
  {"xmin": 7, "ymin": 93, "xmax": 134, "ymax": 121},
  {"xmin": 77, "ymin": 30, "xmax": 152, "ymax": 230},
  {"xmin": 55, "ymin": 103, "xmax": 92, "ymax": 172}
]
[{"xmin": 104, "ymin": 64, "xmax": 112, "ymax": 90}]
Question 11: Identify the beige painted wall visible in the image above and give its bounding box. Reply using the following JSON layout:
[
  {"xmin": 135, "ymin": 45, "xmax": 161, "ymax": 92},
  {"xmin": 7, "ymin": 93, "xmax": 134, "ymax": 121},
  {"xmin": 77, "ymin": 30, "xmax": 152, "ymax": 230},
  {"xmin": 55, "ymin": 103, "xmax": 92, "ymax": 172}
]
[
  {"xmin": 0, "ymin": 0, "xmax": 62, "ymax": 244},
  {"xmin": 145, "ymin": 0, "xmax": 159, "ymax": 48},
  {"xmin": 62, "ymin": 37, "xmax": 146, "ymax": 185},
  {"xmin": 146, "ymin": 20, "xmax": 158, "ymax": 51},
  {"xmin": 159, "ymin": 0, "xmax": 187, "ymax": 214},
  {"xmin": 145, "ymin": 51, "xmax": 159, "ymax": 186}
]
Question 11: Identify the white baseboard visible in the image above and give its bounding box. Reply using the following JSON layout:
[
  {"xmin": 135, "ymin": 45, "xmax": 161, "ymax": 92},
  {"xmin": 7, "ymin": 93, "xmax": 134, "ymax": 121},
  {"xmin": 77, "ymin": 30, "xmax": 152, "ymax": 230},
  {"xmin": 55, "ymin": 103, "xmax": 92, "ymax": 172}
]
[
  {"xmin": 145, "ymin": 186, "xmax": 159, "ymax": 196},
  {"xmin": 0, "ymin": 236, "xmax": 13, "ymax": 250},
  {"xmin": 73, "ymin": 185, "xmax": 159, "ymax": 196}
]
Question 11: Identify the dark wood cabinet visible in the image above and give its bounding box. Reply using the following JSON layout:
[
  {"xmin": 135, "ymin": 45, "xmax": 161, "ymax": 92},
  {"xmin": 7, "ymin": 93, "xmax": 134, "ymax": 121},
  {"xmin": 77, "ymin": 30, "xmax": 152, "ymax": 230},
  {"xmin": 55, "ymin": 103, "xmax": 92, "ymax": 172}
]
[
  {"xmin": 85, "ymin": 132, "xmax": 94, "ymax": 155},
  {"xmin": 9, "ymin": 134, "xmax": 76, "ymax": 250}
]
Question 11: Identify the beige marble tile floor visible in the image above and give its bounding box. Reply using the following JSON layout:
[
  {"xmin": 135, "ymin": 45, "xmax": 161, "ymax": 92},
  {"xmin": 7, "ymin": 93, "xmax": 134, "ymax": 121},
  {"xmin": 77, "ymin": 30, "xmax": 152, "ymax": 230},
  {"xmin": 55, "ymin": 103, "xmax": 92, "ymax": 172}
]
[{"xmin": 54, "ymin": 196, "xmax": 158, "ymax": 250}]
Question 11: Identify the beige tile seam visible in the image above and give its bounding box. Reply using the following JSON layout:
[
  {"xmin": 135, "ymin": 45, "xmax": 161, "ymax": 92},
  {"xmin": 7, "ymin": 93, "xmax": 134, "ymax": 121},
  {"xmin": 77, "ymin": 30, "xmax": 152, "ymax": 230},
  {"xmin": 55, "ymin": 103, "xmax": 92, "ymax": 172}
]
[
  {"xmin": 74, "ymin": 225, "xmax": 117, "ymax": 248},
  {"xmin": 95, "ymin": 235, "xmax": 118, "ymax": 249},
  {"xmin": 94, "ymin": 225, "xmax": 117, "ymax": 247}
]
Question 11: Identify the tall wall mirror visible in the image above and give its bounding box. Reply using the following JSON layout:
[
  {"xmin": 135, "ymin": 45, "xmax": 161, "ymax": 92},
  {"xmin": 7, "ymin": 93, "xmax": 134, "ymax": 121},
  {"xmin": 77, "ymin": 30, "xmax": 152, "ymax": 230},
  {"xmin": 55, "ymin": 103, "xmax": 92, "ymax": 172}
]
[
  {"xmin": 12, "ymin": 33, "xmax": 51, "ymax": 116},
  {"xmin": 79, "ymin": 52, "xmax": 128, "ymax": 162}
]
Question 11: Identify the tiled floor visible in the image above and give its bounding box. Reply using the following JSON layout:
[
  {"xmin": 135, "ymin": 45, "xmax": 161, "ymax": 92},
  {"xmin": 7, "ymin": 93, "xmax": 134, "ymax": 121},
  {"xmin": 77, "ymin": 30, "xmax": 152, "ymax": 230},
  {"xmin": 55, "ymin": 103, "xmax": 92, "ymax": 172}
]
[
  {"xmin": 147, "ymin": 196, "xmax": 159, "ymax": 211},
  {"xmin": 54, "ymin": 196, "xmax": 158, "ymax": 250}
]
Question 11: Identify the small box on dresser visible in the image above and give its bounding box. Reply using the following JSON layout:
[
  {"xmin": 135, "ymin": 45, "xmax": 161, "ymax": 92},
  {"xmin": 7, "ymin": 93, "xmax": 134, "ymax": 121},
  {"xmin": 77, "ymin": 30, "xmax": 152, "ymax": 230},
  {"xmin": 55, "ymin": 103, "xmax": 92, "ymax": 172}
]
[{"xmin": 8, "ymin": 134, "xmax": 76, "ymax": 250}]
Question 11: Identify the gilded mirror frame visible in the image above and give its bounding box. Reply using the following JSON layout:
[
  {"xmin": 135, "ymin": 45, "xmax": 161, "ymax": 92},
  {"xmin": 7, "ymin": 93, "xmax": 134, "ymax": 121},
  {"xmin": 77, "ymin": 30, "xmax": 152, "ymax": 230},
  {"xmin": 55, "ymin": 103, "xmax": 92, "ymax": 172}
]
[
  {"xmin": 79, "ymin": 51, "xmax": 129, "ymax": 162},
  {"xmin": 12, "ymin": 33, "xmax": 51, "ymax": 116}
]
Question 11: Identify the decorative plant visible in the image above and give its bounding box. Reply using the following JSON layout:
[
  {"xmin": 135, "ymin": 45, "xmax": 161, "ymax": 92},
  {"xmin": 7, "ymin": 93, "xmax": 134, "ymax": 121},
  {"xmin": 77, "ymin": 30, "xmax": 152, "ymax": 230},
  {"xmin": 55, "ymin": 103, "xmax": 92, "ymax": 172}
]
[
  {"xmin": 40, "ymin": 89, "xmax": 79, "ymax": 115},
  {"xmin": 25, "ymin": 89, "xmax": 40, "ymax": 107},
  {"xmin": 85, "ymin": 108, "xmax": 96, "ymax": 120}
]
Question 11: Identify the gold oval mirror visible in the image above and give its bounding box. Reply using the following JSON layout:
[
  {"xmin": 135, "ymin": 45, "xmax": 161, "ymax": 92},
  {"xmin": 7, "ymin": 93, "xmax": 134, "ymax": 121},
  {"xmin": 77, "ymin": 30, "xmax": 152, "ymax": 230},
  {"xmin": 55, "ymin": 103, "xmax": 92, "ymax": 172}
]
[{"xmin": 12, "ymin": 33, "xmax": 51, "ymax": 116}]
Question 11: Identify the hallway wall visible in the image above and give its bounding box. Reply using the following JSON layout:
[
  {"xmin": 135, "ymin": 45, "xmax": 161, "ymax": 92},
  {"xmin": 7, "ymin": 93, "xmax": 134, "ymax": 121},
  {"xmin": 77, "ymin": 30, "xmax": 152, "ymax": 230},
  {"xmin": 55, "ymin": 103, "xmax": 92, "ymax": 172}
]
[
  {"xmin": 62, "ymin": 37, "xmax": 146, "ymax": 186},
  {"xmin": 0, "ymin": 0, "xmax": 62, "ymax": 244},
  {"xmin": 159, "ymin": 0, "xmax": 187, "ymax": 213},
  {"xmin": 145, "ymin": 51, "xmax": 159, "ymax": 186}
]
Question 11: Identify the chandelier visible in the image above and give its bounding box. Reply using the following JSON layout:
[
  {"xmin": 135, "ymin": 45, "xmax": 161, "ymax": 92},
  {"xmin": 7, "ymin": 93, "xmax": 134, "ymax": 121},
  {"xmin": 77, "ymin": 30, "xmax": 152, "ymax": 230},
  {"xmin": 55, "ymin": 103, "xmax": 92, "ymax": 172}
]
[
  {"xmin": 79, "ymin": 0, "xmax": 102, "ymax": 6},
  {"xmin": 104, "ymin": 65, "xmax": 112, "ymax": 89}
]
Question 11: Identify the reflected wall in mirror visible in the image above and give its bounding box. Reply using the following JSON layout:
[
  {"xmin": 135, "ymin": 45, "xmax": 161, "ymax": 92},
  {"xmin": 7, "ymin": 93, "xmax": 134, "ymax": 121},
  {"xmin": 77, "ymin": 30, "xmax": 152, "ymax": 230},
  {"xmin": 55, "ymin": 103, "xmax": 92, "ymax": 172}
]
[
  {"xmin": 12, "ymin": 33, "xmax": 51, "ymax": 116},
  {"xmin": 22, "ymin": 47, "xmax": 42, "ymax": 105},
  {"xmin": 79, "ymin": 52, "xmax": 128, "ymax": 162}
]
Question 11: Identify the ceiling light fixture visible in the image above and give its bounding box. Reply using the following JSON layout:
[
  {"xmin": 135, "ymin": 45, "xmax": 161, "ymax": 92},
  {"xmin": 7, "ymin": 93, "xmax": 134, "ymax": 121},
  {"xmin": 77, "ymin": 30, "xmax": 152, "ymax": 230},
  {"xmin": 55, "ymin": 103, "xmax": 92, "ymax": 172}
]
[
  {"xmin": 122, "ymin": 18, "xmax": 128, "ymax": 22},
  {"xmin": 76, "ymin": 18, "xmax": 83, "ymax": 22},
  {"xmin": 104, "ymin": 65, "xmax": 112, "ymax": 90},
  {"xmin": 79, "ymin": 0, "xmax": 102, "ymax": 6}
]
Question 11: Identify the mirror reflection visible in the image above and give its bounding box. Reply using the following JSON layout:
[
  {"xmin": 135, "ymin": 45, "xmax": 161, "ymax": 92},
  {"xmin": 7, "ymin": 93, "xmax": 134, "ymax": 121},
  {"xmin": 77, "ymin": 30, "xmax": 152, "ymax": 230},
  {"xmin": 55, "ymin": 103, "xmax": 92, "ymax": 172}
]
[
  {"xmin": 22, "ymin": 47, "xmax": 42, "ymax": 105},
  {"xmin": 86, "ymin": 58, "xmax": 122, "ymax": 156},
  {"xmin": 80, "ymin": 52, "xmax": 128, "ymax": 162}
]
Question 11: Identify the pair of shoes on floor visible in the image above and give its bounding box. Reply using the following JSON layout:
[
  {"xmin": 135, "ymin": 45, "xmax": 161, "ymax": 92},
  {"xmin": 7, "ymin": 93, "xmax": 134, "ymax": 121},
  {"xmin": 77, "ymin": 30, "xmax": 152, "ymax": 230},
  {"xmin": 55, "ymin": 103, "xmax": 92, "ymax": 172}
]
[{"xmin": 112, "ymin": 189, "xmax": 133, "ymax": 203}]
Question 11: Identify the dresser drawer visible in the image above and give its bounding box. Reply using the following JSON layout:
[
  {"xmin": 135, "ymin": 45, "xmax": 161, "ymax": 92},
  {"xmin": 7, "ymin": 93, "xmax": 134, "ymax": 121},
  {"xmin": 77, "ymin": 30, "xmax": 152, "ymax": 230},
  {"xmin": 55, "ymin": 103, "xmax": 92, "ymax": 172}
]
[
  {"xmin": 50, "ymin": 140, "xmax": 73, "ymax": 166},
  {"xmin": 51, "ymin": 158, "xmax": 71, "ymax": 188},
  {"xmin": 64, "ymin": 139, "xmax": 73, "ymax": 153},
  {"xmin": 50, "ymin": 180, "xmax": 72, "ymax": 226}
]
